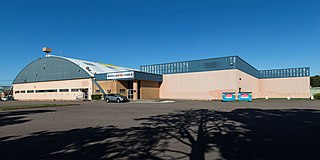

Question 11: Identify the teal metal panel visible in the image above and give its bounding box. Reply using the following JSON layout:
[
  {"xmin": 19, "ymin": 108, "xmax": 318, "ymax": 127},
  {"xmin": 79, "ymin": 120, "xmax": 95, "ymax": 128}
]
[
  {"xmin": 234, "ymin": 57, "xmax": 259, "ymax": 78},
  {"xmin": 259, "ymin": 67, "xmax": 310, "ymax": 79},
  {"xmin": 140, "ymin": 56, "xmax": 310, "ymax": 79},
  {"xmin": 13, "ymin": 57, "xmax": 91, "ymax": 84},
  {"xmin": 94, "ymin": 71, "xmax": 163, "ymax": 82},
  {"xmin": 140, "ymin": 56, "xmax": 236, "ymax": 75}
]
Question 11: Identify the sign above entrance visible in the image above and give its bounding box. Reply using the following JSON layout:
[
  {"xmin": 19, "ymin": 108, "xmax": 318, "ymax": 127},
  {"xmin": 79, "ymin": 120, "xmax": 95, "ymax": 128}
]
[{"xmin": 106, "ymin": 72, "xmax": 134, "ymax": 80}]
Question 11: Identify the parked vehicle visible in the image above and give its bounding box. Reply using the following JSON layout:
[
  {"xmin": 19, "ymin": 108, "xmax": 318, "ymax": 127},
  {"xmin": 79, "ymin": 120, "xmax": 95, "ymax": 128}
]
[
  {"xmin": 105, "ymin": 94, "xmax": 129, "ymax": 103},
  {"xmin": 0, "ymin": 95, "xmax": 14, "ymax": 101}
]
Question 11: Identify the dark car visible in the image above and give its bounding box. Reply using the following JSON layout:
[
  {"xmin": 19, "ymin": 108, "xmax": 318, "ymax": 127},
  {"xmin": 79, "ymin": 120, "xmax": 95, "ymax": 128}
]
[{"xmin": 105, "ymin": 94, "xmax": 129, "ymax": 103}]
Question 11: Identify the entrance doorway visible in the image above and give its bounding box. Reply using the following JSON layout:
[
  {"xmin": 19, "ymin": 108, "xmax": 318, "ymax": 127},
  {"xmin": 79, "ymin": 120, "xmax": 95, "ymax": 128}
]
[
  {"xmin": 81, "ymin": 88, "xmax": 89, "ymax": 101},
  {"xmin": 127, "ymin": 89, "xmax": 134, "ymax": 99}
]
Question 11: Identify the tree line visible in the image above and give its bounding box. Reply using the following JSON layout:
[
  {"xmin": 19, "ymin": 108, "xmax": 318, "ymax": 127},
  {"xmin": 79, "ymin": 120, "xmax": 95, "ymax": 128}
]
[{"xmin": 310, "ymin": 75, "xmax": 320, "ymax": 87}]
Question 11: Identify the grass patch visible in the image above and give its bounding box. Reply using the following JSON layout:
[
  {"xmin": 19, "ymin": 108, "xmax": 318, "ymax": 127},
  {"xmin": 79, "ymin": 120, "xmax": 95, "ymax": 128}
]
[{"xmin": 0, "ymin": 104, "xmax": 79, "ymax": 111}]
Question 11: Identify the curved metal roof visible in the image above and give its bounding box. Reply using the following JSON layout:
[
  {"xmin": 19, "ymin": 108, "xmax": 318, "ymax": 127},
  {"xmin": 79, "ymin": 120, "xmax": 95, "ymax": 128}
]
[
  {"xmin": 13, "ymin": 55, "xmax": 136, "ymax": 84},
  {"xmin": 55, "ymin": 55, "xmax": 136, "ymax": 76}
]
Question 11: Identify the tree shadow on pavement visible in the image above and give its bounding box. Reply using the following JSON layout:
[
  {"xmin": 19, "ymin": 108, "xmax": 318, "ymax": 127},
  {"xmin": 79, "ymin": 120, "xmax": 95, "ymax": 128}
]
[
  {"xmin": 0, "ymin": 109, "xmax": 319, "ymax": 160},
  {"xmin": 215, "ymin": 109, "xmax": 320, "ymax": 160},
  {"xmin": 0, "ymin": 110, "xmax": 56, "ymax": 127}
]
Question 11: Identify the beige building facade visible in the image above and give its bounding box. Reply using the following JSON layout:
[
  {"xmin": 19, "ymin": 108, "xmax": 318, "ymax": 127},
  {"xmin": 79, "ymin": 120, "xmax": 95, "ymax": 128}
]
[
  {"xmin": 14, "ymin": 79, "xmax": 93, "ymax": 101},
  {"xmin": 159, "ymin": 69, "xmax": 310, "ymax": 100},
  {"xmin": 13, "ymin": 55, "xmax": 310, "ymax": 101}
]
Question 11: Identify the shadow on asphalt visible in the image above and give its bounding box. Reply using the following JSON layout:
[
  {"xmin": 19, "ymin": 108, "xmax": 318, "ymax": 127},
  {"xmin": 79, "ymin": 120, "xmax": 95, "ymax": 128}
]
[
  {"xmin": 0, "ymin": 109, "xmax": 319, "ymax": 160},
  {"xmin": 0, "ymin": 110, "xmax": 56, "ymax": 127}
]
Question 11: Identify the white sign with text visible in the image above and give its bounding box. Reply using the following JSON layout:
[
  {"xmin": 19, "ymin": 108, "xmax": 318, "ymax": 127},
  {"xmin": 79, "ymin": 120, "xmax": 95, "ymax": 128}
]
[{"xmin": 106, "ymin": 72, "xmax": 134, "ymax": 80}]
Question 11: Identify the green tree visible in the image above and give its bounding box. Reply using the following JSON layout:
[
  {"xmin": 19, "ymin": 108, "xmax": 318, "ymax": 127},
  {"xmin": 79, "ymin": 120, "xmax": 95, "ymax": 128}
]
[{"xmin": 310, "ymin": 75, "xmax": 320, "ymax": 87}]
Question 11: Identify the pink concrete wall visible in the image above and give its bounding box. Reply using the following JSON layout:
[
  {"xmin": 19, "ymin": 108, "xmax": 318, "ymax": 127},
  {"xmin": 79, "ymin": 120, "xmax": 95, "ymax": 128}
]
[
  {"xmin": 13, "ymin": 78, "xmax": 93, "ymax": 101},
  {"xmin": 160, "ymin": 70, "xmax": 238, "ymax": 100},
  {"xmin": 160, "ymin": 69, "xmax": 310, "ymax": 100},
  {"xmin": 259, "ymin": 77, "xmax": 310, "ymax": 98}
]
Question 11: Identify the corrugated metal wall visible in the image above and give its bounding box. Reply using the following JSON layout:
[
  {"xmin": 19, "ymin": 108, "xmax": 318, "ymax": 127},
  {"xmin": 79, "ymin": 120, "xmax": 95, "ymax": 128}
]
[
  {"xmin": 140, "ymin": 56, "xmax": 236, "ymax": 75},
  {"xmin": 140, "ymin": 56, "xmax": 309, "ymax": 79},
  {"xmin": 235, "ymin": 56, "xmax": 260, "ymax": 78},
  {"xmin": 259, "ymin": 67, "xmax": 310, "ymax": 79}
]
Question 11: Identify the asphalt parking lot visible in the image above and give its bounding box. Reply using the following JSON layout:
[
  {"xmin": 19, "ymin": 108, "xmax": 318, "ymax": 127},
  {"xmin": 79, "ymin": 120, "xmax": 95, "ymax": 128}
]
[{"xmin": 0, "ymin": 100, "xmax": 319, "ymax": 160}]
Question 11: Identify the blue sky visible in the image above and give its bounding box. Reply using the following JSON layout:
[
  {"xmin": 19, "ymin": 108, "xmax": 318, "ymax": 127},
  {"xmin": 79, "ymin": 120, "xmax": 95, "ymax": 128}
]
[{"xmin": 0, "ymin": 0, "xmax": 319, "ymax": 85}]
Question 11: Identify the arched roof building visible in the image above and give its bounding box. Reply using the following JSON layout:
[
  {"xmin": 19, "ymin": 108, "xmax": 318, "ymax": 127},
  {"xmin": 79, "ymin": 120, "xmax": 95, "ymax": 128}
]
[
  {"xmin": 13, "ymin": 55, "xmax": 162, "ymax": 101},
  {"xmin": 13, "ymin": 55, "xmax": 135, "ymax": 84},
  {"xmin": 13, "ymin": 54, "xmax": 309, "ymax": 101}
]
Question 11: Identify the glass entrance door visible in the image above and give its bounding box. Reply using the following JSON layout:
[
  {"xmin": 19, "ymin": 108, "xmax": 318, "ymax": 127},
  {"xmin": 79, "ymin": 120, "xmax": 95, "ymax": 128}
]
[
  {"xmin": 81, "ymin": 88, "xmax": 89, "ymax": 101},
  {"xmin": 127, "ymin": 89, "xmax": 134, "ymax": 99}
]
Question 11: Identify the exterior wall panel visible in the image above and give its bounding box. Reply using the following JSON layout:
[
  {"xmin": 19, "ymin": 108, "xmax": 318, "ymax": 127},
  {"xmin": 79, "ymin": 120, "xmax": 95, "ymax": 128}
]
[
  {"xmin": 95, "ymin": 80, "xmax": 129, "ymax": 96},
  {"xmin": 13, "ymin": 78, "xmax": 93, "ymax": 101},
  {"xmin": 95, "ymin": 80, "xmax": 117, "ymax": 94},
  {"xmin": 160, "ymin": 70, "xmax": 238, "ymax": 100},
  {"xmin": 140, "ymin": 80, "xmax": 160, "ymax": 99},
  {"xmin": 117, "ymin": 80, "xmax": 130, "ymax": 97},
  {"xmin": 160, "ymin": 69, "xmax": 309, "ymax": 100},
  {"xmin": 259, "ymin": 77, "xmax": 310, "ymax": 98},
  {"xmin": 237, "ymin": 70, "xmax": 260, "ymax": 98}
]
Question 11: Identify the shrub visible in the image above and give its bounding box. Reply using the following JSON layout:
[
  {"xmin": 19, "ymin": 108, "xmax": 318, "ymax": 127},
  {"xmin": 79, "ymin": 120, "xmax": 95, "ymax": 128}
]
[
  {"xmin": 91, "ymin": 94, "xmax": 102, "ymax": 100},
  {"xmin": 314, "ymin": 93, "xmax": 320, "ymax": 100}
]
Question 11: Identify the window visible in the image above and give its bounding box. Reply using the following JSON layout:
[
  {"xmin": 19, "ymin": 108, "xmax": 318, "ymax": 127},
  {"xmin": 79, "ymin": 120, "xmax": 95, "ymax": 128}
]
[
  {"xmin": 71, "ymin": 89, "xmax": 79, "ymax": 92},
  {"xmin": 96, "ymin": 90, "xmax": 100, "ymax": 93},
  {"xmin": 47, "ymin": 89, "xmax": 57, "ymax": 92},
  {"xmin": 120, "ymin": 89, "xmax": 126, "ymax": 93},
  {"xmin": 27, "ymin": 90, "xmax": 34, "ymax": 93},
  {"xmin": 59, "ymin": 89, "xmax": 69, "ymax": 92},
  {"xmin": 15, "ymin": 91, "xmax": 19, "ymax": 94},
  {"xmin": 36, "ymin": 89, "xmax": 57, "ymax": 93},
  {"xmin": 20, "ymin": 90, "xmax": 26, "ymax": 93}
]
